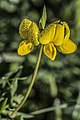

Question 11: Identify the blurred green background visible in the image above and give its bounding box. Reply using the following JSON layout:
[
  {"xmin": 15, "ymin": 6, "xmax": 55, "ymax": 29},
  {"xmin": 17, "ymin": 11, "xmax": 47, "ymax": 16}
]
[{"xmin": 0, "ymin": 0, "xmax": 80, "ymax": 120}]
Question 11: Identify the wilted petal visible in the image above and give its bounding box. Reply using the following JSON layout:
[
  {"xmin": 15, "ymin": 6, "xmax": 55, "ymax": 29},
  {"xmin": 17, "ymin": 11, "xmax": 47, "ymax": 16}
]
[
  {"xmin": 28, "ymin": 22, "xmax": 39, "ymax": 46},
  {"xmin": 57, "ymin": 39, "xmax": 77, "ymax": 54},
  {"xmin": 53, "ymin": 24, "xmax": 64, "ymax": 46},
  {"xmin": 39, "ymin": 24, "xmax": 56, "ymax": 44},
  {"xmin": 44, "ymin": 43, "xmax": 57, "ymax": 61},
  {"xmin": 19, "ymin": 19, "xmax": 32, "ymax": 39},
  {"xmin": 19, "ymin": 19, "xmax": 40, "ymax": 46},
  {"xmin": 18, "ymin": 40, "xmax": 34, "ymax": 56}
]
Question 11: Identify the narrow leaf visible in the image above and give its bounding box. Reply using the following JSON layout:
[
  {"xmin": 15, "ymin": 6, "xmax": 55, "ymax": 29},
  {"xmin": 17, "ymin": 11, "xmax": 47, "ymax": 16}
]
[
  {"xmin": 39, "ymin": 5, "xmax": 47, "ymax": 29},
  {"xmin": 0, "ymin": 98, "xmax": 8, "ymax": 113}
]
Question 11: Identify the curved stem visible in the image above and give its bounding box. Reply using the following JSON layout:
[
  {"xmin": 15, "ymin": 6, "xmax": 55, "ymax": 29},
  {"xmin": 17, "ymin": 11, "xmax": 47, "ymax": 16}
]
[{"xmin": 10, "ymin": 45, "xmax": 43, "ymax": 118}]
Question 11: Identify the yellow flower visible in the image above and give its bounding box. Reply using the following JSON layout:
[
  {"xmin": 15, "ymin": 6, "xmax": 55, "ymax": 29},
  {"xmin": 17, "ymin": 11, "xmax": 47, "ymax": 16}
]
[
  {"xmin": 18, "ymin": 19, "xmax": 77, "ymax": 60},
  {"xmin": 39, "ymin": 21, "xmax": 77, "ymax": 60},
  {"xmin": 18, "ymin": 19, "xmax": 40, "ymax": 55}
]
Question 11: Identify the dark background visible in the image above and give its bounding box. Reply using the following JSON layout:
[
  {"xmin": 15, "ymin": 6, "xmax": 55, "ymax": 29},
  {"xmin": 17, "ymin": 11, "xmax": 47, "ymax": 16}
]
[{"xmin": 0, "ymin": 0, "xmax": 80, "ymax": 120}]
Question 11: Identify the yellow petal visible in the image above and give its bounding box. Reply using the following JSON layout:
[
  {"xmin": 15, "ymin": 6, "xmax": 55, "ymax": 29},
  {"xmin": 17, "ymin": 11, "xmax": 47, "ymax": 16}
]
[
  {"xmin": 19, "ymin": 19, "xmax": 32, "ymax": 39},
  {"xmin": 28, "ymin": 22, "xmax": 39, "ymax": 46},
  {"xmin": 57, "ymin": 39, "xmax": 77, "ymax": 54},
  {"xmin": 44, "ymin": 43, "xmax": 57, "ymax": 61},
  {"xmin": 62, "ymin": 21, "xmax": 70, "ymax": 42},
  {"xmin": 39, "ymin": 24, "xmax": 56, "ymax": 44},
  {"xmin": 18, "ymin": 40, "xmax": 34, "ymax": 56},
  {"xmin": 53, "ymin": 24, "xmax": 64, "ymax": 46}
]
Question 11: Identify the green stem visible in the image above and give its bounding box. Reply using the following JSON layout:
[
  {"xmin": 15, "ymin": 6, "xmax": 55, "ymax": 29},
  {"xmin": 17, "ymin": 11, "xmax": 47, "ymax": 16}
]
[{"xmin": 10, "ymin": 45, "xmax": 43, "ymax": 118}]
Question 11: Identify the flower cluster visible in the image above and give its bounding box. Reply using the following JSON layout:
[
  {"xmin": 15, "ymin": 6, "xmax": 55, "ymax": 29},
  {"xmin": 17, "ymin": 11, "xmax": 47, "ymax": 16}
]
[{"xmin": 18, "ymin": 19, "xmax": 77, "ymax": 60}]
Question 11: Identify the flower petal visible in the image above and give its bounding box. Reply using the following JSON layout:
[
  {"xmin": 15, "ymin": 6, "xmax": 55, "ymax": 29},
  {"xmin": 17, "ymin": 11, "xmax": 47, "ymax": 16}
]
[
  {"xmin": 62, "ymin": 21, "xmax": 70, "ymax": 42},
  {"xmin": 44, "ymin": 43, "xmax": 57, "ymax": 61},
  {"xmin": 28, "ymin": 22, "xmax": 39, "ymax": 46},
  {"xmin": 57, "ymin": 39, "xmax": 77, "ymax": 54},
  {"xmin": 19, "ymin": 19, "xmax": 32, "ymax": 39},
  {"xmin": 39, "ymin": 24, "xmax": 56, "ymax": 44},
  {"xmin": 19, "ymin": 19, "xmax": 40, "ymax": 46},
  {"xmin": 53, "ymin": 24, "xmax": 64, "ymax": 46},
  {"xmin": 18, "ymin": 40, "xmax": 34, "ymax": 56}
]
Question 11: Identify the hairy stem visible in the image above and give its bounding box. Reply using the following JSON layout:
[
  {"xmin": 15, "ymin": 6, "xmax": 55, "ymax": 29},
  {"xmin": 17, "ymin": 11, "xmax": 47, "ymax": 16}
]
[{"xmin": 10, "ymin": 45, "xmax": 43, "ymax": 118}]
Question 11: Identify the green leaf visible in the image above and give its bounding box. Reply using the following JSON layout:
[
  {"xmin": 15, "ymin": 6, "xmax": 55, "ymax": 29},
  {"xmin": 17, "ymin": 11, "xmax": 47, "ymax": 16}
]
[
  {"xmin": 0, "ymin": 98, "xmax": 8, "ymax": 113},
  {"xmin": 12, "ymin": 94, "xmax": 23, "ymax": 106},
  {"xmin": 0, "ymin": 118, "xmax": 11, "ymax": 120},
  {"xmin": 39, "ymin": 5, "xmax": 47, "ymax": 29},
  {"xmin": 10, "ymin": 67, "xmax": 22, "ymax": 97},
  {"xmin": 9, "ymin": 111, "xmax": 34, "ymax": 119},
  {"xmin": 13, "ymin": 115, "xmax": 22, "ymax": 120},
  {"xmin": 17, "ymin": 112, "xmax": 34, "ymax": 119},
  {"xmin": 49, "ymin": 74, "xmax": 58, "ymax": 97},
  {"xmin": 30, "ymin": 103, "xmax": 67, "ymax": 115}
]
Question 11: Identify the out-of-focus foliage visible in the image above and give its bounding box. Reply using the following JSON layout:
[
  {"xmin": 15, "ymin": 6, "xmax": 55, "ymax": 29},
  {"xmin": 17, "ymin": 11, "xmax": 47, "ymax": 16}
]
[{"xmin": 0, "ymin": 0, "xmax": 80, "ymax": 120}]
